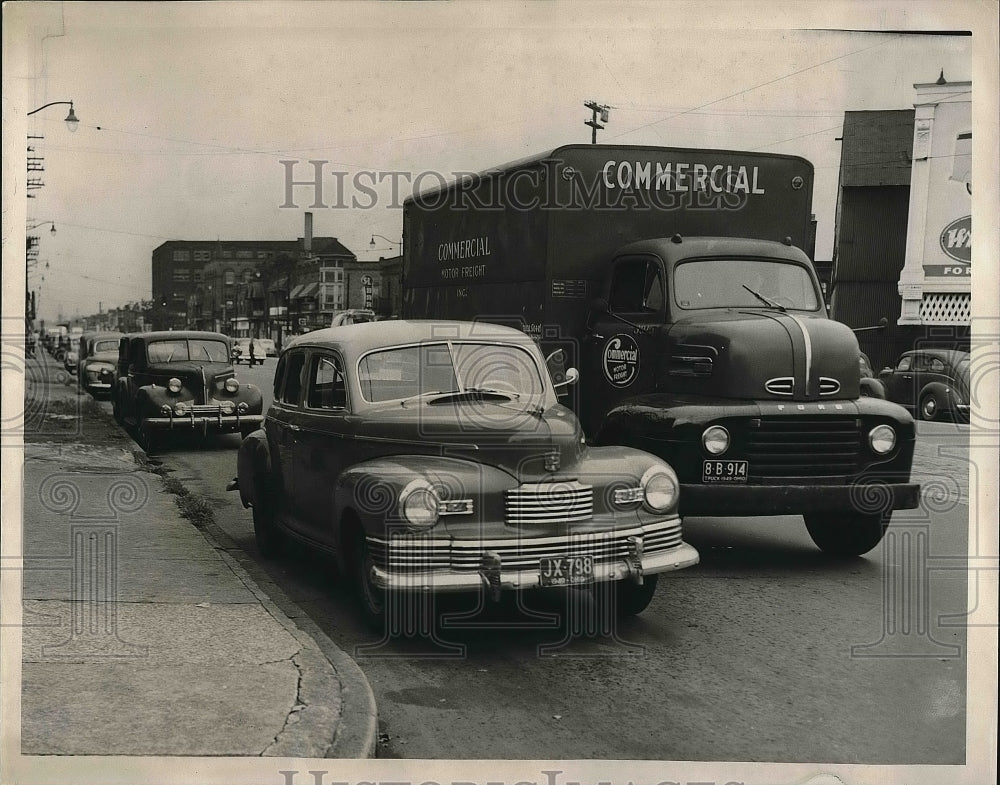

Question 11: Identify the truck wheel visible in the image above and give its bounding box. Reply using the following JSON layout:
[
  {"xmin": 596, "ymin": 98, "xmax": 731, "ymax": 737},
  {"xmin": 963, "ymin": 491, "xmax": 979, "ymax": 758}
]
[
  {"xmin": 804, "ymin": 512, "xmax": 889, "ymax": 557},
  {"xmin": 252, "ymin": 477, "xmax": 283, "ymax": 558},
  {"xmin": 611, "ymin": 574, "xmax": 659, "ymax": 618},
  {"xmin": 920, "ymin": 393, "xmax": 940, "ymax": 421}
]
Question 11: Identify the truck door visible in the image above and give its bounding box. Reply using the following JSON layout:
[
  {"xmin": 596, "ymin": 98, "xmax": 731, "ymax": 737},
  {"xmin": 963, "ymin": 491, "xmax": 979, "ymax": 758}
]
[{"xmin": 581, "ymin": 254, "xmax": 665, "ymax": 436}]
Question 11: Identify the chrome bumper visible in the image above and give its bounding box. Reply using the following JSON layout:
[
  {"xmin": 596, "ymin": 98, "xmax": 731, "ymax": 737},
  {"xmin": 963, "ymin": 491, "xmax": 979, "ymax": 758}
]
[
  {"xmin": 372, "ymin": 541, "xmax": 699, "ymax": 593},
  {"xmin": 142, "ymin": 413, "xmax": 263, "ymax": 431}
]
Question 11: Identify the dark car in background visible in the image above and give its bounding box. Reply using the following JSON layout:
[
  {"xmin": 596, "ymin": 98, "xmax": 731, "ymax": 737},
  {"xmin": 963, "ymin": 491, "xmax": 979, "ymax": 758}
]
[
  {"xmin": 879, "ymin": 349, "xmax": 971, "ymax": 422},
  {"xmin": 112, "ymin": 331, "xmax": 264, "ymax": 452},
  {"xmin": 77, "ymin": 331, "xmax": 123, "ymax": 397},
  {"xmin": 231, "ymin": 320, "xmax": 699, "ymax": 626}
]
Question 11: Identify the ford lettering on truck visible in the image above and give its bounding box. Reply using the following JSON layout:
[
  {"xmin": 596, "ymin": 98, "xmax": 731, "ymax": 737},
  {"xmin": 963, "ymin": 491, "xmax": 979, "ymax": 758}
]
[{"xmin": 402, "ymin": 144, "xmax": 920, "ymax": 558}]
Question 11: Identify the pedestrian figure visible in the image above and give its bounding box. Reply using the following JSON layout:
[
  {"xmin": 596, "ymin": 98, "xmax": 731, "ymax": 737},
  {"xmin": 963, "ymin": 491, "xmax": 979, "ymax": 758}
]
[{"xmin": 248, "ymin": 339, "xmax": 257, "ymax": 365}]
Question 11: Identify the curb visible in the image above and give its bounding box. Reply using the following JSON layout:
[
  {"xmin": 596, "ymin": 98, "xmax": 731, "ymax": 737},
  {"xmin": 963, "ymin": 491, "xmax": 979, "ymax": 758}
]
[{"xmin": 112, "ymin": 402, "xmax": 378, "ymax": 758}]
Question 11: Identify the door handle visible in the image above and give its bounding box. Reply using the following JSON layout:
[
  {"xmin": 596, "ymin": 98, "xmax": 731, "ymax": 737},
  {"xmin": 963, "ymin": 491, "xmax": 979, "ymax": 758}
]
[{"xmin": 288, "ymin": 424, "xmax": 302, "ymax": 433}]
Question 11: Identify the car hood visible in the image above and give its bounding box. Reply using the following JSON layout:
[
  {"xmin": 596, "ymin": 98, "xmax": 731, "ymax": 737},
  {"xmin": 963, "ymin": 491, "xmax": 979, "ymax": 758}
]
[{"xmin": 355, "ymin": 398, "xmax": 585, "ymax": 481}]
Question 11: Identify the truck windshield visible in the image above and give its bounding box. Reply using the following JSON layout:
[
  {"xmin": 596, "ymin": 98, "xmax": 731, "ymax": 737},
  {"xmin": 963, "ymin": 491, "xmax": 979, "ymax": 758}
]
[
  {"xmin": 358, "ymin": 342, "xmax": 545, "ymax": 403},
  {"xmin": 674, "ymin": 259, "xmax": 819, "ymax": 311}
]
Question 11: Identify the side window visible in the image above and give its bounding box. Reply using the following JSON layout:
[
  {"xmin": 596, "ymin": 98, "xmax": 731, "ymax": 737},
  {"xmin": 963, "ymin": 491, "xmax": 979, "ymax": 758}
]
[
  {"xmin": 307, "ymin": 353, "xmax": 347, "ymax": 410},
  {"xmin": 281, "ymin": 351, "xmax": 307, "ymax": 405},
  {"xmin": 896, "ymin": 355, "xmax": 912, "ymax": 372},
  {"xmin": 273, "ymin": 355, "xmax": 286, "ymax": 399},
  {"xmin": 928, "ymin": 357, "xmax": 946, "ymax": 373},
  {"xmin": 609, "ymin": 258, "xmax": 664, "ymax": 315}
]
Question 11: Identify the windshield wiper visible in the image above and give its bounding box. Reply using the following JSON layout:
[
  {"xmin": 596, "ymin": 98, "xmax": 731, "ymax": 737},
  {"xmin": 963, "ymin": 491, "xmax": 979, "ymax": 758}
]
[
  {"xmin": 464, "ymin": 386, "xmax": 521, "ymax": 399},
  {"xmin": 398, "ymin": 389, "xmax": 463, "ymax": 407},
  {"xmin": 742, "ymin": 284, "xmax": 786, "ymax": 312}
]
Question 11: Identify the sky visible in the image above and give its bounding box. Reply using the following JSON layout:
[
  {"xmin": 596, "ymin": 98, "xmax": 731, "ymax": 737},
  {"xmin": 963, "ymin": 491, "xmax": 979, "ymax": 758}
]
[{"xmin": 2, "ymin": 2, "xmax": 990, "ymax": 323}]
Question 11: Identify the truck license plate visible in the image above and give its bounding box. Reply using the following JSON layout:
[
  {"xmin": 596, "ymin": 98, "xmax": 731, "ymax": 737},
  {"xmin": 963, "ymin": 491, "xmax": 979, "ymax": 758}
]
[
  {"xmin": 702, "ymin": 459, "xmax": 749, "ymax": 483},
  {"xmin": 539, "ymin": 555, "xmax": 594, "ymax": 587}
]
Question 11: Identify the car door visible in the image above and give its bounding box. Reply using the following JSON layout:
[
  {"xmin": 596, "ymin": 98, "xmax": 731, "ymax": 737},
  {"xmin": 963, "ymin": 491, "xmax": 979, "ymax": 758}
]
[
  {"xmin": 292, "ymin": 350, "xmax": 352, "ymax": 546},
  {"xmin": 884, "ymin": 353, "xmax": 914, "ymax": 408},
  {"xmin": 582, "ymin": 254, "xmax": 665, "ymax": 436},
  {"xmin": 267, "ymin": 349, "xmax": 308, "ymax": 535}
]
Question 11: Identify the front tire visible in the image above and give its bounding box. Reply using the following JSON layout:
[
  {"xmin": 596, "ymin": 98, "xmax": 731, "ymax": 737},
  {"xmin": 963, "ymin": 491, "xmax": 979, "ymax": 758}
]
[
  {"xmin": 610, "ymin": 574, "xmax": 659, "ymax": 618},
  {"xmin": 804, "ymin": 512, "xmax": 890, "ymax": 557},
  {"xmin": 137, "ymin": 425, "xmax": 163, "ymax": 454},
  {"xmin": 347, "ymin": 523, "xmax": 386, "ymax": 629},
  {"xmin": 252, "ymin": 477, "xmax": 283, "ymax": 558}
]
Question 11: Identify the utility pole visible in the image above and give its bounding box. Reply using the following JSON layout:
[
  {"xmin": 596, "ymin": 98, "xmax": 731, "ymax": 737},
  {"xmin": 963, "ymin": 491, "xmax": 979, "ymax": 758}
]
[{"xmin": 584, "ymin": 100, "xmax": 610, "ymax": 144}]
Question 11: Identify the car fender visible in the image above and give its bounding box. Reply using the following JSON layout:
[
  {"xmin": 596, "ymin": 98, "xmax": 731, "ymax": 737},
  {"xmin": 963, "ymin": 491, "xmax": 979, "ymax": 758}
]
[
  {"xmin": 235, "ymin": 429, "xmax": 271, "ymax": 508},
  {"xmin": 859, "ymin": 377, "xmax": 887, "ymax": 399},
  {"xmin": 918, "ymin": 381, "xmax": 960, "ymax": 411}
]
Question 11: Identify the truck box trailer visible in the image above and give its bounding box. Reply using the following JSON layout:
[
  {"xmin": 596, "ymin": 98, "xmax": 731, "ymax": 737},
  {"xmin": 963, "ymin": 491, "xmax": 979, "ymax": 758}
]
[{"xmin": 402, "ymin": 144, "xmax": 919, "ymax": 556}]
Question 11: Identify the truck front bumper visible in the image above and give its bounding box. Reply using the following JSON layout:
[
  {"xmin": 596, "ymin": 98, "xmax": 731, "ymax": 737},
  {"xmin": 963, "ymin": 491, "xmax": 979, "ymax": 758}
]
[{"xmin": 680, "ymin": 481, "xmax": 920, "ymax": 517}]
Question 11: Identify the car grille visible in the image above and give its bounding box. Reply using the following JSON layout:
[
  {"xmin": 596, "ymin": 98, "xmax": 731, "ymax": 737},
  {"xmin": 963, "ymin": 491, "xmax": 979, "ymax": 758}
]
[
  {"xmin": 505, "ymin": 480, "xmax": 593, "ymax": 524},
  {"xmin": 746, "ymin": 417, "xmax": 861, "ymax": 480},
  {"xmin": 369, "ymin": 519, "xmax": 684, "ymax": 573}
]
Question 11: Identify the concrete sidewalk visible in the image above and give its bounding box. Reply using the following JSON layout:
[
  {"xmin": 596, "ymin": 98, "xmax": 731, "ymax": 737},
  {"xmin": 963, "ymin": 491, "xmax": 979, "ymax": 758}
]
[{"xmin": 17, "ymin": 354, "xmax": 376, "ymax": 757}]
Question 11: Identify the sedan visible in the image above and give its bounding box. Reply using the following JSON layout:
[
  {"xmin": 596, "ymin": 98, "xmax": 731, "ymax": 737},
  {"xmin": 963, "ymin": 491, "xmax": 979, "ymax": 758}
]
[
  {"xmin": 878, "ymin": 349, "xmax": 971, "ymax": 422},
  {"xmin": 231, "ymin": 320, "xmax": 699, "ymax": 627}
]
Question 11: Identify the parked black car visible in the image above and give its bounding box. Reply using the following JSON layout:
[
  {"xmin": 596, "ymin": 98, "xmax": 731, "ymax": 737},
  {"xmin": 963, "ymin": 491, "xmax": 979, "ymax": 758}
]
[
  {"xmin": 231, "ymin": 320, "xmax": 699, "ymax": 626},
  {"xmin": 112, "ymin": 331, "xmax": 263, "ymax": 452},
  {"xmin": 77, "ymin": 331, "xmax": 123, "ymax": 397},
  {"xmin": 879, "ymin": 349, "xmax": 971, "ymax": 422}
]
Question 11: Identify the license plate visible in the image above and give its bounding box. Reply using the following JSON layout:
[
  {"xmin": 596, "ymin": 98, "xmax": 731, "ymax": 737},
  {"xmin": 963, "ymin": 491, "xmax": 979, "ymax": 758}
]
[
  {"xmin": 539, "ymin": 555, "xmax": 594, "ymax": 587},
  {"xmin": 702, "ymin": 459, "xmax": 749, "ymax": 483}
]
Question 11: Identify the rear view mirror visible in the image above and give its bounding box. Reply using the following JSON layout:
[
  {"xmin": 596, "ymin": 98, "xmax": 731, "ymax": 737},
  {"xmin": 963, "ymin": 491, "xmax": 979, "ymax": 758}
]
[{"xmin": 554, "ymin": 367, "xmax": 579, "ymax": 389}]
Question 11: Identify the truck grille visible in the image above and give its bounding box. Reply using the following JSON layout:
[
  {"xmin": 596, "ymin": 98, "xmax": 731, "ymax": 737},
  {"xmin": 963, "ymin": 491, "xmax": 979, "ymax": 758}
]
[
  {"xmin": 505, "ymin": 480, "xmax": 593, "ymax": 524},
  {"xmin": 370, "ymin": 520, "xmax": 683, "ymax": 572},
  {"xmin": 746, "ymin": 417, "xmax": 861, "ymax": 480}
]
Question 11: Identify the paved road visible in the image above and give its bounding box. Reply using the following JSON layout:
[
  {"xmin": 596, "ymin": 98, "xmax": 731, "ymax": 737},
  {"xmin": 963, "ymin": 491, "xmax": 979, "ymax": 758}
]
[{"xmin": 140, "ymin": 358, "xmax": 970, "ymax": 763}]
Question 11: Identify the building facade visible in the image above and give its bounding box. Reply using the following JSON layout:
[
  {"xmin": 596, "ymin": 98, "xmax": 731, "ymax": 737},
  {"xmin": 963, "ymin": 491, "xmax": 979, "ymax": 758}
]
[{"xmin": 830, "ymin": 74, "xmax": 970, "ymax": 371}]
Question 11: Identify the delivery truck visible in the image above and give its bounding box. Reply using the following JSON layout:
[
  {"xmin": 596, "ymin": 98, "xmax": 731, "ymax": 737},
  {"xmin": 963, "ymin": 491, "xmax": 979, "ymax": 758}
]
[{"xmin": 402, "ymin": 144, "xmax": 919, "ymax": 556}]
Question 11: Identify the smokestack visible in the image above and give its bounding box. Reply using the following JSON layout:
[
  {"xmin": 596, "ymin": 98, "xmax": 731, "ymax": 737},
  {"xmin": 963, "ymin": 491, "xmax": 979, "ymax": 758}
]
[{"xmin": 304, "ymin": 212, "xmax": 313, "ymax": 254}]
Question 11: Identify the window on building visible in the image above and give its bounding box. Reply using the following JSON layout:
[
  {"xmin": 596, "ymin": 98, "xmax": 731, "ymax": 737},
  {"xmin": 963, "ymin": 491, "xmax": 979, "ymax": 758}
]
[
  {"xmin": 173, "ymin": 268, "xmax": 191, "ymax": 282},
  {"xmin": 243, "ymin": 269, "xmax": 254, "ymax": 283},
  {"xmin": 193, "ymin": 250, "xmax": 211, "ymax": 262},
  {"xmin": 236, "ymin": 249, "xmax": 254, "ymax": 259},
  {"xmin": 172, "ymin": 250, "xmax": 190, "ymax": 262},
  {"xmin": 224, "ymin": 269, "xmax": 236, "ymax": 286},
  {"xmin": 221, "ymin": 249, "xmax": 233, "ymax": 259},
  {"xmin": 257, "ymin": 251, "xmax": 269, "ymax": 259}
]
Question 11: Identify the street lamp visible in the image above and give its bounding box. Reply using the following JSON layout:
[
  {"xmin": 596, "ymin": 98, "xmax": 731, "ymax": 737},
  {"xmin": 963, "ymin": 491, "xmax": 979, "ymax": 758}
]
[
  {"xmin": 27, "ymin": 221, "xmax": 57, "ymax": 235},
  {"xmin": 27, "ymin": 101, "xmax": 80, "ymax": 132},
  {"xmin": 370, "ymin": 234, "xmax": 402, "ymax": 253}
]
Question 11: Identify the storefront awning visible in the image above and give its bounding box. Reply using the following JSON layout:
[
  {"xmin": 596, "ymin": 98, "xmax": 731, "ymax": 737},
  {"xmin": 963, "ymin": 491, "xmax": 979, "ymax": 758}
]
[{"xmin": 291, "ymin": 282, "xmax": 319, "ymax": 299}]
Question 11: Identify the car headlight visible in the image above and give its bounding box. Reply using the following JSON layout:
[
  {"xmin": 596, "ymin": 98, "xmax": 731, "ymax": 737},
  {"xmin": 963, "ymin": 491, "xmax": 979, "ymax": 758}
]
[
  {"xmin": 869, "ymin": 424, "xmax": 896, "ymax": 455},
  {"xmin": 167, "ymin": 377, "xmax": 182, "ymax": 394},
  {"xmin": 702, "ymin": 425, "xmax": 730, "ymax": 455},
  {"xmin": 220, "ymin": 401, "xmax": 236, "ymax": 414},
  {"xmin": 641, "ymin": 464, "xmax": 679, "ymax": 512},
  {"xmin": 224, "ymin": 378, "xmax": 240, "ymax": 393},
  {"xmin": 398, "ymin": 479, "xmax": 440, "ymax": 530}
]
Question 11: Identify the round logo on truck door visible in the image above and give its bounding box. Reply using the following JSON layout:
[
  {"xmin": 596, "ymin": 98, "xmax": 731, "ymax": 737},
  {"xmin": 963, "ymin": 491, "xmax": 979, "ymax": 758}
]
[{"xmin": 603, "ymin": 334, "xmax": 640, "ymax": 387}]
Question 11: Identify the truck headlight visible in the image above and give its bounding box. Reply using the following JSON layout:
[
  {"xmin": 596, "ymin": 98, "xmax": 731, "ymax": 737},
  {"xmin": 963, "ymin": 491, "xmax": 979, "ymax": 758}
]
[
  {"xmin": 702, "ymin": 425, "xmax": 730, "ymax": 455},
  {"xmin": 641, "ymin": 465, "xmax": 679, "ymax": 512},
  {"xmin": 224, "ymin": 378, "xmax": 240, "ymax": 393},
  {"xmin": 167, "ymin": 377, "xmax": 182, "ymax": 394},
  {"xmin": 869, "ymin": 424, "xmax": 896, "ymax": 455},
  {"xmin": 398, "ymin": 479, "xmax": 440, "ymax": 529},
  {"xmin": 220, "ymin": 401, "xmax": 236, "ymax": 414}
]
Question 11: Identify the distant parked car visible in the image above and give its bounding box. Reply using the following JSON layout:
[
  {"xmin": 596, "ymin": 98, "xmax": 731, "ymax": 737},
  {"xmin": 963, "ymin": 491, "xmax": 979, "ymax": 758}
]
[
  {"xmin": 230, "ymin": 320, "xmax": 698, "ymax": 627},
  {"xmin": 858, "ymin": 352, "xmax": 886, "ymax": 399},
  {"xmin": 330, "ymin": 309, "xmax": 376, "ymax": 327},
  {"xmin": 232, "ymin": 338, "xmax": 265, "ymax": 366},
  {"xmin": 879, "ymin": 349, "xmax": 971, "ymax": 422},
  {"xmin": 77, "ymin": 332, "xmax": 123, "ymax": 397},
  {"xmin": 112, "ymin": 331, "xmax": 264, "ymax": 452},
  {"xmin": 256, "ymin": 337, "xmax": 277, "ymax": 357}
]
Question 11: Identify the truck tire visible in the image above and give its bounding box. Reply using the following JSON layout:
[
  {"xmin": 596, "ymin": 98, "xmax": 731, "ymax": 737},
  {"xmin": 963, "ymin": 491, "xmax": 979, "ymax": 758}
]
[
  {"xmin": 804, "ymin": 512, "xmax": 889, "ymax": 557},
  {"xmin": 252, "ymin": 477, "xmax": 283, "ymax": 558},
  {"xmin": 920, "ymin": 393, "xmax": 940, "ymax": 421}
]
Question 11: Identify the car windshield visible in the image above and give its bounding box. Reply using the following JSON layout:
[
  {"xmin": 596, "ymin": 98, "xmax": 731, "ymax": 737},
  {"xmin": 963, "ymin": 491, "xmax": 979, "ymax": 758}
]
[
  {"xmin": 147, "ymin": 339, "xmax": 229, "ymax": 363},
  {"xmin": 358, "ymin": 341, "xmax": 545, "ymax": 403},
  {"xmin": 674, "ymin": 259, "xmax": 820, "ymax": 311},
  {"xmin": 93, "ymin": 340, "xmax": 118, "ymax": 353}
]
